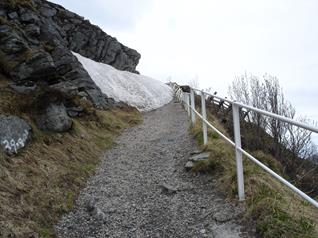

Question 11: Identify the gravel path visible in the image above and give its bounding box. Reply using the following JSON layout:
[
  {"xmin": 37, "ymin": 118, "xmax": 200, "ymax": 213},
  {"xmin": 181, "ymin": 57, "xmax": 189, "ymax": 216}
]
[{"xmin": 56, "ymin": 101, "xmax": 255, "ymax": 238}]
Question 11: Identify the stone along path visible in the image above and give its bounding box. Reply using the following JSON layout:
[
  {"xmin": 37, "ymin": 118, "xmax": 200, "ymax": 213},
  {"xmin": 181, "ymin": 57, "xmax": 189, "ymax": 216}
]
[{"xmin": 56, "ymin": 101, "xmax": 254, "ymax": 238}]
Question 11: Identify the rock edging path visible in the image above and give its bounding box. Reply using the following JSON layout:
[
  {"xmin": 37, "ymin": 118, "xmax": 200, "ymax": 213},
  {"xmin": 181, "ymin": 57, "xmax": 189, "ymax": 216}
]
[{"xmin": 56, "ymin": 101, "xmax": 254, "ymax": 237}]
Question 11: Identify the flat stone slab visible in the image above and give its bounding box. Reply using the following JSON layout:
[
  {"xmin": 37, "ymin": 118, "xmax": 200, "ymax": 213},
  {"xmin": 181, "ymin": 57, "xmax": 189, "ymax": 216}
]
[
  {"xmin": 160, "ymin": 183, "xmax": 178, "ymax": 195},
  {"xmin": 189, "ymin": 152, "xmax": 210, "ymax": 162},
  {"xmin": 185, "ymin": 161, "xmax": 194, "ymax": 171},
  {"xmin": 190, "ymin": 150, "xmax": 204, "ymax": 155}
]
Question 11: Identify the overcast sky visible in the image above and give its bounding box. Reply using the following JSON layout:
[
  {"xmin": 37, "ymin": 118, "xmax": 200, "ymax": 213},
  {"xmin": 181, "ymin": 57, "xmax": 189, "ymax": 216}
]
[{"xmin": 51, "ymin": 0, "xmax": 318, "ymax": 140}]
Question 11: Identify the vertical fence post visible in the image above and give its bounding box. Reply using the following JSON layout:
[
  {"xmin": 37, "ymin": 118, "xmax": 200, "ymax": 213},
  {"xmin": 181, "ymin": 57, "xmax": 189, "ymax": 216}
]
[
  {"xmin": 190, "ymin": 89, "xmax": 196, "ymax": 125},
  {"xmin": 186, "ymin": 93, "xmax": 191, "ymax": 117},
  {"xmin": 176, "ymin": 89, "xmax": 181, "ymax": 101},
  {"xmin": 232, "ymin": 103, "xmax": 245, "ymax": 201},
  {"xmin": 201, "ymin": 91, "xmax": 208, "ymax": 146},
  {"xmin": 183, "ymin": 93, "xmax": 187, "ymax": 112}
]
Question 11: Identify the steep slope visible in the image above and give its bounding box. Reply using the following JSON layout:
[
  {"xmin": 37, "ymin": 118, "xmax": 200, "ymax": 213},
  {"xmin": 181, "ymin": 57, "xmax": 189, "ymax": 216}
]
[
  {"xmin": 188, "ymin": 100, "xmax": 318, "ymax": 237},
  {"xmin": 0, "ymin": 0, "xmax": 145, "ymax": 236},
  {"xmin": 0, "ymin": 0, "xmax": 172, "ymax": 236},
  {"xmin": 0, "ymin": 0, "xmax": 147, "ymax": 154},
  {"xmin": 0, "ymin": 0, "xmax": 140, "ymax": 108},
  {"xmin": 74, "ymin": 53, "xmax": 172, "ymax": 111},
  {"xmin": 0, "ymin": 83, "xmax": 142, "ymax": 237}
]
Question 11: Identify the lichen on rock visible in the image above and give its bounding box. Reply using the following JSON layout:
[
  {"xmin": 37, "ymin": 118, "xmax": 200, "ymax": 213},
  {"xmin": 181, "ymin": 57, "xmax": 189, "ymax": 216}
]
[{"xmin": 0, "ymin": 115, "xmax": 32, "ymax": 155}]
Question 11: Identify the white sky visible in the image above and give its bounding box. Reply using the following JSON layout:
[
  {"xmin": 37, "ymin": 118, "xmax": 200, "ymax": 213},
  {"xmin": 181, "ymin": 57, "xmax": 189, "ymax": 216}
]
[{"xmin": 51, "ymin": 0, "xmax": 318, "ymax": 140}]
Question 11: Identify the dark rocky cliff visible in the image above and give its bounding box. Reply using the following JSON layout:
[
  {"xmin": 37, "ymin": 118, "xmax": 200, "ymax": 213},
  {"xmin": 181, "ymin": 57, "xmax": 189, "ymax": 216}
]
[
  {"xmin": 0, "ymin": 0, "xmax": 141, "ymax": 108},
  {"xmin": 0, "ymin": 0, "xmax": 141, "ymax": 155}
]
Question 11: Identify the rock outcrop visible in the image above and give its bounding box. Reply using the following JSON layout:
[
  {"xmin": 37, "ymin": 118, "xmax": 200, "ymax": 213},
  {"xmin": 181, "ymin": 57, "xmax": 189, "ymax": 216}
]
[
  {"xmin": 35, "ymin": 102, "xmax": 73, "ymax": 132},
  {"xmin": 0, "ymin": 0, "xmax": 141, "ymax": 109},
  {"xmin": 52, "ymin": 3, "xmax": 140, "ymax": 72}
]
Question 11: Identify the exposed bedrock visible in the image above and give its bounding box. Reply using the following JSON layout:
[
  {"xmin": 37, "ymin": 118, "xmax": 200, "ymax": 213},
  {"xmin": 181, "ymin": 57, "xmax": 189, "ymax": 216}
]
[{"xmin": 0, "ymin": 0, "xmax": 141, "ymax": 109}]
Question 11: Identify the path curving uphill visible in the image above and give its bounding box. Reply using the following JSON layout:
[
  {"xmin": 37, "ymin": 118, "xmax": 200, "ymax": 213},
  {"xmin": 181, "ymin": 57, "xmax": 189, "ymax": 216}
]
[{"xmin": 56, "ymin": 101, "xmax": 254, "ymax": 238}]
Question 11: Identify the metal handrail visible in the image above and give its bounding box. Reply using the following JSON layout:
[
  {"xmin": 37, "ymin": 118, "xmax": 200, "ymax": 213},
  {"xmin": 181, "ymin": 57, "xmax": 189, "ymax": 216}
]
[
  {"xmin": 172, "ymin": 83, "xmax": 318, "ymax": 209},
  {"xmin": 191, "ymin": 87, "xmax": 318, "ymax": 133}
]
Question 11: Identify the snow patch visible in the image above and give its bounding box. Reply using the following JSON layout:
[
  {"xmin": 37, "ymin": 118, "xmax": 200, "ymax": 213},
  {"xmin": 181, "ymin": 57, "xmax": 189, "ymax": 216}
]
[{"xmin": 73, "ymin": 52, "xmax": 172, "ymax": 111}]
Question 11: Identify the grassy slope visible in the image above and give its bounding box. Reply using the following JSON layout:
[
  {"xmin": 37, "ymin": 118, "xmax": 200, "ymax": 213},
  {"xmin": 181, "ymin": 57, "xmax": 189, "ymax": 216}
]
[
  {"xmin": 189, "ymin": 110, "xmax": 318, "ymax": 238},
  {"xmin": 0, "ymin": 76, "xmax": 142, "ymax": 237}
]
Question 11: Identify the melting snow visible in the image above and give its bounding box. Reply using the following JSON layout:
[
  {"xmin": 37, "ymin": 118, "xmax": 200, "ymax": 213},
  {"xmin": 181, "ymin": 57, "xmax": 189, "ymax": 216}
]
[{"xmin": 73, "ymin": 52, "xmax": 172, "ymax": 111}]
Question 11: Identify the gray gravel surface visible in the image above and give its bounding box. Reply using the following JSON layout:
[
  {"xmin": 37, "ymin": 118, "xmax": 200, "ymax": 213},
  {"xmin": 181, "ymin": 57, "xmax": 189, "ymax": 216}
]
[{"xmin": 56, "ymin": 101, "xmax": 255, "ymax": 238}]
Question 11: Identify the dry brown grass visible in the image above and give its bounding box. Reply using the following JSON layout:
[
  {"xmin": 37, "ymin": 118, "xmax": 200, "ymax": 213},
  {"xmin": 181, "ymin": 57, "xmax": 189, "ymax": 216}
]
[
  {"xmin": 189, "ymin": 109, "xmax": 318, "ymax": 238},
  {"xmin": 0, "ymin": 76, "xmax": 142, "ymax": 237}
]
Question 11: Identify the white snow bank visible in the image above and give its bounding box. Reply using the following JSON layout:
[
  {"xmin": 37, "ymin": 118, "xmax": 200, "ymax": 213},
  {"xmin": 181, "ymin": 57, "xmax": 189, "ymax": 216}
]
[{"xmin": 73, "ymin": 52, "xmax": 172, "ymax": 111}]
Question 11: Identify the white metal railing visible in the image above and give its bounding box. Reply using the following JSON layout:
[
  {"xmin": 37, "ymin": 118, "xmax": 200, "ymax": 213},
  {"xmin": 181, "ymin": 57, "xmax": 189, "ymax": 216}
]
[{"xmin": 172, "ymin": 83, "xmax": 318, "ymax": 209}]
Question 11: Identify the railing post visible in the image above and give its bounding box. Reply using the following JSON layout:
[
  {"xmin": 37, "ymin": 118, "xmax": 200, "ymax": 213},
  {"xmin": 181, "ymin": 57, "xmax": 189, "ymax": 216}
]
[
  {"xmin": 186, "ymin": 93, "xmax": 191, "ymax": 117},
  {"xmin": 232, "ymin": 103, "xmax": 245, "ymax": 201},
  {"xmin": 190, "ymin": 89, "xmax": 196, "ymax": 125},
  {"xmin": 201, "ymin": 91, "xmax": 208, "ymax": 146},
  {"xmin": 176, "ymin": 89, "xmax": 181, "ymax": 101},
  {"xmin": 182, "ymin": 93, "xmax": 186, "ymax": 108},
  {"xmin": 172, "ymin": 84, "xmax": 176, "ymax": 92},
  {"xmin": 183, "ymin": 93, "xmax": 187, "ymax": 111}
]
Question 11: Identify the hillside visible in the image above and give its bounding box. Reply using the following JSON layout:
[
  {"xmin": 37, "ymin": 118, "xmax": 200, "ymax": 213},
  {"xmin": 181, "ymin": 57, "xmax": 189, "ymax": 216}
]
[
  {"xmin": 0, "ymin": 0, "xmax": 170, "ymax": 236},
  {"xmin": 0, "ymin": 83, "xmax": 142, "ymax": 236},
  {"xmin": 185, "ymin": 90, "xmax": 318, "ymax": 237}
]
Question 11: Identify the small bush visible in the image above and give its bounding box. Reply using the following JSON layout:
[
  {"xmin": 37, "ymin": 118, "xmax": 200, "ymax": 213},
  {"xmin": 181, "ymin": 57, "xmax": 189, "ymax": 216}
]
[
  {"xmin": 257, "ymin": 207, "xmax": 315, "ymax": 238},
  {"xmin": 192, "ymin": 159, "xmax": 218, "ymax": 174}
]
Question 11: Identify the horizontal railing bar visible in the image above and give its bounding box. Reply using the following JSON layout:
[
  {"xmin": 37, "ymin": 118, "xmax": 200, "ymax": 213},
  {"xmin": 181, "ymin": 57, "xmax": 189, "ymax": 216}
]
[
  {"xmin": 191, "ymin": 88, "xmax": 318, "ymax": 134},
  {"xmin": 235, "ymin": 102, "xmax": 318, "ymax": 133}
]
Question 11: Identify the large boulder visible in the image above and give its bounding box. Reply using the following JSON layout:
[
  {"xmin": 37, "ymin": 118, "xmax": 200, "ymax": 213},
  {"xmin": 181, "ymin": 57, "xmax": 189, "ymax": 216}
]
[
  {"xmin": 0, "ymin": 115, "xmax": 32, "ymax": 155},
  {"xmin": 35, "ymin": 103, "xmax": 73, "ymax": 132}
]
